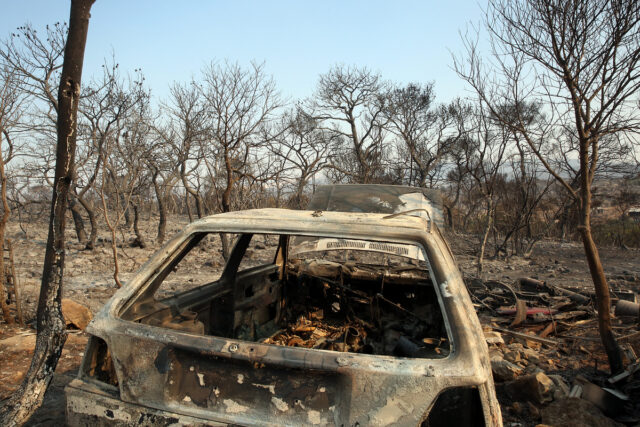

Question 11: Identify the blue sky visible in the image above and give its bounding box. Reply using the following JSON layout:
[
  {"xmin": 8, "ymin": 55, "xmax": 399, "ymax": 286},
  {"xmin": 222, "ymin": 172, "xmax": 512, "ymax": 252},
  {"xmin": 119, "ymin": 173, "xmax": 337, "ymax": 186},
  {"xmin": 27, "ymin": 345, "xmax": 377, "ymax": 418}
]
[{"xmin": 1, "ymin": 1, "xmax": 483, "ymax": 103}]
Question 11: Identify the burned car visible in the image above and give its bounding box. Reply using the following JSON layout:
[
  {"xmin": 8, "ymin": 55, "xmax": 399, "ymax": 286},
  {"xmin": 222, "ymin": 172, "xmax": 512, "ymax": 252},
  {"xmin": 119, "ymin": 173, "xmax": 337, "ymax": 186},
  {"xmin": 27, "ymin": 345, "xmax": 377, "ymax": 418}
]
[{"xmin": 66, "ymin": 190, "xmax": 501, "ymax": 426}]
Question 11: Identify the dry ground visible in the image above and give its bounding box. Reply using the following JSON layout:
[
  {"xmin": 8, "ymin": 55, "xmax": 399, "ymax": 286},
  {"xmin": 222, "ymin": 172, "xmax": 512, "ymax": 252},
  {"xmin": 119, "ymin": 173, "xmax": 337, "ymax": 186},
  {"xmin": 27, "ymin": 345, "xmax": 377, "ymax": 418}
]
[{"xmin": 0, "ymin": 216, "xmax": 639, "ymax": 425}]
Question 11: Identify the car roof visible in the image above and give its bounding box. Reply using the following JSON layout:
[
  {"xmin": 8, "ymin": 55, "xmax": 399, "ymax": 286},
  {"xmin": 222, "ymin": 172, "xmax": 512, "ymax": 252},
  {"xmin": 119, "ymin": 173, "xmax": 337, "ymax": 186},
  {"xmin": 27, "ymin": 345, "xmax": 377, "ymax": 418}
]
[
  {"xmin": 307, "ymin": 184, "xmax": 444, "ymax": 228},
  {"xmin": 187, "ymin": 208, "xmax": 433, "ymax": 237}
]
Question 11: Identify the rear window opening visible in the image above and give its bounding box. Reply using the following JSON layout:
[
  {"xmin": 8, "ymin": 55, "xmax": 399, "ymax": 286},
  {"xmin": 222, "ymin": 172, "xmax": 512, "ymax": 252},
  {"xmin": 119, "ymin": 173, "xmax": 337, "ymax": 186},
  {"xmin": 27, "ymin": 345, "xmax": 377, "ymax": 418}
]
[{"xmin": 120, "ymin": 232, "xmax": 451, "ymax": 359}]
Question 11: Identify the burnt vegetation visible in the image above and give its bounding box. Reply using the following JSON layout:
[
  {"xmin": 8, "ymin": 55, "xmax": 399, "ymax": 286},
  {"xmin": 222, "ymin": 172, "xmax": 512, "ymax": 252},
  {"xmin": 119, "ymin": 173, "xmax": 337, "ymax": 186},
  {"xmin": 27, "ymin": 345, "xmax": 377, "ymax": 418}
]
[
  {"xmin": 0, "ymin": 48, "xmax": 637, "ymax": 265},
  {"xmin": 0, "ymin": 0, "xmax": 640, "ymax": 424}
]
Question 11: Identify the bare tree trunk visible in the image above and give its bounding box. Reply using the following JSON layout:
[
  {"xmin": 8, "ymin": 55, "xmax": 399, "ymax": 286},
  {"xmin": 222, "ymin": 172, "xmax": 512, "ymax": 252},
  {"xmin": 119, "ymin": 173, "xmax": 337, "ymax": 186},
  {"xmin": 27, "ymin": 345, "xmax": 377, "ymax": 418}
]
[
  {"xmin": 0, "ymin": 133, "xmax": 13, "ymax": 324},
  {"xmin": 559, "ymin": 201, "xmax": 573, "ymax": 242},
  {"xmin": 121, "ymin": 195, "xmax": 132, "ymax": 229},
  {"xmin": 444, "ymin": 204, "xmax": 454, "ymax": 231},
  {"xmin": 75, "ymin": 192, "xmax": 97, "ymax": 249},
  {"xmin": 131, "ymin": 202, "xmax": 146, "ymax": 249},
  {"xmin": 181, "ymin": 174, "xmax": 203, "ymax": 218},
  {"xmin": 194, "ymin": 193, "xmax": 204, "ymax": 218},
  {"xmin": 579, "ymin": 166, "xmax": 624, "ymax": 373},
  {"xmin": 6, "ymin": 239, "xmax": 23, "ymax": 325},
  {"xmin": 99, "ymin": 176, "xmax": 122, "ymax": 289},
  {"xmin": 477, "ymin": 199, "xmax": 493, "ymax": 276},
  {"xmin": 152, "ymin": 172, "xmax": 167, "ymax": 245},
  {"xmin": 220, "ymin": 232, "xmax": 231, "ymax": 261},
  {"xmin": 68, "ymin": 194, "xmax": 87, "ymax": 244},
  {"xmin": 220, "ymin": 159, "xmax": 233, "ymax": 260},
  {"xmin": 0, "ymin": 259, "xmax": 13, "ymax": 324},
  {"xmin": 445, "ymin": 178, "xmax": 463, "ymax": 231},
  {"xmin": 0, "ymin": 1, "xmax": 94, "ymax": 424},
  {"xmin": 185, "ymin": 192, "xmax": 193, "ymax": 222},
  {"xmin": 220, "ymin": 180, "xmax": 231, "ymax": 261},
  {"xmin": 156, "ymin": 198, "xmax": 167, "ymax": 245},
  {"xmin": 579, "ymin": 226, "xmax": 623, "ymax": 373},
  {"xmin": 295, "ymin": 179, "xmax": 307, "ymax": 209}
]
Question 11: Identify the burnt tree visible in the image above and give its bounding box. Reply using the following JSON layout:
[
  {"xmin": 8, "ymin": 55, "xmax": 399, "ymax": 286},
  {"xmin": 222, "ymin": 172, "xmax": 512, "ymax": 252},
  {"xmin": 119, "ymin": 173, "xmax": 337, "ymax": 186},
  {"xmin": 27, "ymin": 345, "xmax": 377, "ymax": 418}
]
[
  {"xmin": 455, "ymin": 0, "xmax": 640, "ymax": 373},
  {"xmin": 313, "ymin": 65, "xmax": 389, "ymax": 184},
  {"xmin": 0, "ymin": 60, "xmax": 24, "ymax": 324},
  {"xmin": 200, "ymin": 61, "xmax": 281, "ymax": 258},
  {"xmin": 0, "ymin": 0, "xmax": 95, "ymax": 424}
]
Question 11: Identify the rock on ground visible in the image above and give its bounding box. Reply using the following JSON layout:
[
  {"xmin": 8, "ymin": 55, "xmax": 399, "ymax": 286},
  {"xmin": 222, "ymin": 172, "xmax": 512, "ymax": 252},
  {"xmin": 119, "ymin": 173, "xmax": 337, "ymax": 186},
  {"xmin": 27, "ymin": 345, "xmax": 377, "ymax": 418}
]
[
  {"xmin": 541, "ymin": 397, "xmax": 623, "ymax": 427},
  {"xmin": 505, "ymin": 372, "xmax": 554, "ymax": 404},
  {"xmin": 61, "ymin": 298, "xmax": 93, "ymax": 330}
]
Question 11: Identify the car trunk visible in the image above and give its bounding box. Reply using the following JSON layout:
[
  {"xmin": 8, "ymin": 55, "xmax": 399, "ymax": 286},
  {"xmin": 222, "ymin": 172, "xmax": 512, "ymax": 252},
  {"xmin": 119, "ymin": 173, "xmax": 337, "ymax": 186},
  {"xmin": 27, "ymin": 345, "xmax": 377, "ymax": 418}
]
[{"xmin": 97, "ymin": 233, "xmax": 465, "ymax": 425}]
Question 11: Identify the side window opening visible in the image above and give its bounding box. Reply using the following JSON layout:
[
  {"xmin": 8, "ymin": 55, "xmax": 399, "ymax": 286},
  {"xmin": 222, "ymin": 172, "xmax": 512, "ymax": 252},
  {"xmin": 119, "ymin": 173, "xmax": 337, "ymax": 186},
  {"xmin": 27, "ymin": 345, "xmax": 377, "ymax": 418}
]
[
  {"xmin": 120, "ymin": 233, "xmax": 450, "ymax": 359},
  {"xmin": 155, "ymin": 233, "xmax": 225, "ymax": 300},
  {"xmin": 236, "ymin": 233, "xmax": 280, "ymax": 272},
  {"xmin": 120, "ymin": 233, "xmax": 228, "ymax": 334}
]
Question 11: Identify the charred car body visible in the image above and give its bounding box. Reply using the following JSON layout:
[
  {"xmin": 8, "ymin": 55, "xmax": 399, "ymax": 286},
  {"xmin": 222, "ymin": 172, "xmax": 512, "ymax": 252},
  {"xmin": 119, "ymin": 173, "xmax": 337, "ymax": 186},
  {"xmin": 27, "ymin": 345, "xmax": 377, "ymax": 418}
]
[{"xmin": 66, "ymin": 186, "xmax": 501, "ymax": 426}]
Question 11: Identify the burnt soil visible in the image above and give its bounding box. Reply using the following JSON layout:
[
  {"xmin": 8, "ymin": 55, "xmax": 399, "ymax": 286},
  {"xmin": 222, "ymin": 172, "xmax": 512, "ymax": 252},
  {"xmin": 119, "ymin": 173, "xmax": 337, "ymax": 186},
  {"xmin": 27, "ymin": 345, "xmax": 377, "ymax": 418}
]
[{"xmin": 0, "ymin": 219, "xmax": 639, "ymax": 425}]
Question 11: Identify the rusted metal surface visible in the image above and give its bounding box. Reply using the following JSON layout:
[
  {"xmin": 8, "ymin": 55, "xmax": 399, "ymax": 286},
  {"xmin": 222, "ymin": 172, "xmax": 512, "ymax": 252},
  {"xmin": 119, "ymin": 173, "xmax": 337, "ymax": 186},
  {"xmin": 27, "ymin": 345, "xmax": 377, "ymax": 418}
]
[{"xmin": 66, "ymin": 208, "xmax": 501, "ymax": 426}]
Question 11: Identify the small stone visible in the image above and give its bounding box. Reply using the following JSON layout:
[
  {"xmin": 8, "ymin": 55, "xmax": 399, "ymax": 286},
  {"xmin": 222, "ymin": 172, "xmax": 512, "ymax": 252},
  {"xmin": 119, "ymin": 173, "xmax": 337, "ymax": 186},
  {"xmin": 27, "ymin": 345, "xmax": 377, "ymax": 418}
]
[
  {"xmin": 61, "ymin": 298, "xmax": 93, "ymax": 330},
  {"xmin": 547, "ymin": 374, "xmax": 570, "ymax": 400},
  {"xmin": 508, "ymin": 342, "xmax": 525, "ymax": 352},
  {"xmin": 524, "ymin": 364, "xmax": 543, "ymax": 375},
  {"xmin": 504, "ymin": 350, "xmax": 522, "ymax": 364},
  {"xmin": 521, "ymin": 348, "xmax": 541, "ymax": 364},
  {"xmin": 506, "ymin": 372, "xmax": 554, "ymax": 404},
  {"xmin": 484, "ymin": 330, "xmax": 505, "ymax": 345},
  {"xmin": 491, "ymin": 358, "xmax": 523, "ymax": 382},
  {"xmin": 489, "ymin": 348, "xmax": 504, "ymax": 358},
  {"xmin": 524, "ymin": 340, "xmax": 542, "ymax": 350},
  {"xmin": 541, "ymin": 397, "xmax": 622, "ymax": 427}
]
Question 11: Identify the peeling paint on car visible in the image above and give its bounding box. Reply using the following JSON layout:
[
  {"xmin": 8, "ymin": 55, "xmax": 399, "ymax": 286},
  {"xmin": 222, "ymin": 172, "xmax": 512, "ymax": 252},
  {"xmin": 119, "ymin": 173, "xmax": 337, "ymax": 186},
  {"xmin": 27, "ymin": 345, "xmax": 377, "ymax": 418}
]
[
  {"xmin": 223, "ymin": 399, "xmax": 250, "ymax": 414},
  {"xmin": 307, "ymin": 409, "xmax": 323, "ymax": 425},
  {"xmin": 440, "ymin": 280, "xmax": 453, "ymax": 298},
  {"xmin": 271, "ymin": 396, "xmax": 289, "ymax": 412}
]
